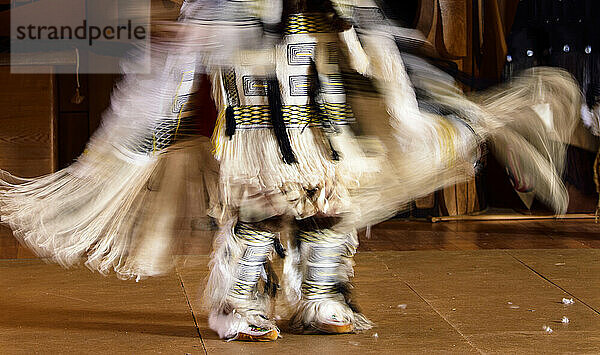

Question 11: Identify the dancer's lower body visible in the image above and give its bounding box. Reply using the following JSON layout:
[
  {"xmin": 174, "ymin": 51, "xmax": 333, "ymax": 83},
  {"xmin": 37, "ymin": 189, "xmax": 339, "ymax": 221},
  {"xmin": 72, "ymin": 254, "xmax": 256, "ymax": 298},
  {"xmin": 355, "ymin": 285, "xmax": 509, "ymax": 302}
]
[{"xmin": 204, "ymin": 215, "xmax": 372, "ymax": 342}]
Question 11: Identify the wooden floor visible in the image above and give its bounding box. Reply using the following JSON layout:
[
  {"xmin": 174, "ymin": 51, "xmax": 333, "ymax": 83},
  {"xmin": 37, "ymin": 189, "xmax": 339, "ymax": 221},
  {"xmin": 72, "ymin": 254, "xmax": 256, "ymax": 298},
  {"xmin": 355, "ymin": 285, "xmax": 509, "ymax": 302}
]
[{"xmin": 1, "ymin": 219, "xmax": 600, "ymax": 354}]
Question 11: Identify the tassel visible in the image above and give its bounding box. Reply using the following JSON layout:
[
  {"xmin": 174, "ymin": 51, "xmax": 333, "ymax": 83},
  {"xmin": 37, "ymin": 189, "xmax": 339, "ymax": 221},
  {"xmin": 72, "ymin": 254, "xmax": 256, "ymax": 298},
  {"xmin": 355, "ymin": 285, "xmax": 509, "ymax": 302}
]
[
  {"xmin": 267, "ymin": 78, "xmax": 297, "ymax": 164},
  {"xmin": 273, "ymin": 237, "xmax": 286, "ymax": 259},
  {"xmin": 308, "ymin": 59, "xmax": 340, "ymax": 160},
  {"xmin": 328, "ymin": 138, "xmax": 340, "ymax": 161},
  {"xmin": 225, "ymin": 106, "xmax": 235, "ymax": 138},
  {"xmin": 263, "ymin": 261, "xmax": 280, "ymax": 298}
]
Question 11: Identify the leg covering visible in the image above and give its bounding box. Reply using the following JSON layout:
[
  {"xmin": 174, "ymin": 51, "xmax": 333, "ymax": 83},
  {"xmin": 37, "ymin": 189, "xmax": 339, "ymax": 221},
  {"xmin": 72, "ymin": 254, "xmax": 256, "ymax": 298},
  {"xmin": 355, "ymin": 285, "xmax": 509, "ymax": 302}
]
[
  {"xmin": 205, "ymin": 221, "xmax": 282, "ymax": 340},
  {"xmin": 285, "ymin": 228, "xmax": 372, "ymax": 333}
]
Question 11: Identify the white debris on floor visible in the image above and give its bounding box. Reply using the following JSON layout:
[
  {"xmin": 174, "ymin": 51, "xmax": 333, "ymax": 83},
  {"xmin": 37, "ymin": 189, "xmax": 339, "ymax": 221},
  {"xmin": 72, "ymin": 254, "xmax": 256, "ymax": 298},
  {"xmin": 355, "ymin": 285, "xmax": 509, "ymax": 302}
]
[
  {"xmin": 372, "ymin": 333, "xmax": 379, "ymax": 338},
  {"xmin": 543, "ymin": 325, "xmax": 553, "ymax": 334},
  {"xmin": 561, "ymin": 316, "xmax": 570, "ymax": 324},
  {"xmin": 397, "ymin": 304, "xmax": 407, "ymax": 309},
  {"xmin": 510, "ymin": 305, "xmax": 520, "ymax": 309},
  {"xmin": 562, "ymin": 298, "xmax": 574, "ymax": 305}
]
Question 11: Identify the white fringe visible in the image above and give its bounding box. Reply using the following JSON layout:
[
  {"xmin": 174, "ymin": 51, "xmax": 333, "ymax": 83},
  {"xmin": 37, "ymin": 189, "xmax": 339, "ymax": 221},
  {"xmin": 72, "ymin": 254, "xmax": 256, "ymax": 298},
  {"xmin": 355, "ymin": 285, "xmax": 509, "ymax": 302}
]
[
  {"xmin": 209, "ymin": 311, "xmax": 250, "ymax": 340},
  {"xmin": 0, "ymin": 147, "xmax": 159, "ymax": 278},
  {"xmin": 471, "ymin": 68, "xmax": 580, "ymax": 213},
  {"xmin": 0, "ymin": 138, "xmax": 216, "ymax": 279},
  {"xmin": 204, "ymin": 220, "xmax": 244, "ymax": 312},
  {"xmin": 283, "ymin": 238, "xmax": 303, "ymax": 305},
  {"xmin": 213, "ymin": 126, "xmax": 353, "ymax": 222},
  {"xmin": 347, "ymin": 29, "xmax": 580, "ymax": 217},
  {"xmin": 339, "ymin": 28, "xmax": 370, "ymax": 76}
]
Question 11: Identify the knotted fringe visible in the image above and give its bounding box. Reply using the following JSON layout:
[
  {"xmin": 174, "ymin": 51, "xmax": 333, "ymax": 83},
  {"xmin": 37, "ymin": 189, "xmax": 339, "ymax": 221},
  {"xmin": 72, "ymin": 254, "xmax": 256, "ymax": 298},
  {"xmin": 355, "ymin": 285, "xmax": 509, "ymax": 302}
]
[{"xmin": 209, "ymin": 65, "xmax": 368, "ymax": 223}]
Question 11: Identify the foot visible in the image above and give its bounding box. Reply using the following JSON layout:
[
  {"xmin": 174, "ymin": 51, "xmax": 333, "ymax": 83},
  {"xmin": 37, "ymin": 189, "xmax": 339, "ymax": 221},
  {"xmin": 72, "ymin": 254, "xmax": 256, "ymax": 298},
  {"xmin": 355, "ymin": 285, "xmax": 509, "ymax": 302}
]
[
  {"xmin": 289, "ymin": 299, "xmax": 373, "ymax": 334},
  {"xmin": 311, "ymin": 314, "xmax": 353, "ymax": 334},
  {"xmin": 233, "ymin": 324, "xmax": 280, "ymax": 342},
  {"xmin": 209, "ymin": 311, "xmax": 281, "ymax": 342}
]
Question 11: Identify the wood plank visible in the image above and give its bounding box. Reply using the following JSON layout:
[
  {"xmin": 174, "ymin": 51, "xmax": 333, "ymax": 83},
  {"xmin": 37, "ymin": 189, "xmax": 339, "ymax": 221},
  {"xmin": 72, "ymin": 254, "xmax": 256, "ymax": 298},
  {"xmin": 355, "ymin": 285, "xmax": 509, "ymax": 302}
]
[
  {"xmin": 0, "ymin": 260, "xmax": 203, "ymax": 354},
  {"xmin": 508, "ymin": 249, "xmax": 600, "ymax": 310},
  {"xmin": 383, "ymin": 250, "xmax": 600, "ymax": 353},
  {"xmin": 1, "ymin": 222, "xmax": 600, "ymax": 352},
  {"xmin": 177, "ymin": 253, "xmax": 479, "ymax": 354}
]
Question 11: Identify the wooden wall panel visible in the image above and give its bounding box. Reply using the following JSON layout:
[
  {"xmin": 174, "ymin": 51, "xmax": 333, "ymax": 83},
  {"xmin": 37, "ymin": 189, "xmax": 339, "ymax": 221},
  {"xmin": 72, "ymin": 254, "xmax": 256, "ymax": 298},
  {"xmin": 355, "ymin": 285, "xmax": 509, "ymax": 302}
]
[
  {"xmin": 438, "ymin": 0, "xmax": 468, "ymax": 58},
  {"xmin": 58, "ymin": 112, "xmax": 89, "ymax": 169},
  {"xmin": 53, "ymin": 73, "xmax": 120, "ymax": 168},
  {"xmin": 88, "ymin": 74, "xmax": 119, "ymax": 135},
  {"xmin": 0, "ymin": 66, "xmax": 57, "ymax": 177},
  {"xmin": 56, "ymin": 73, "xmax": 89, "ymax": 169}
]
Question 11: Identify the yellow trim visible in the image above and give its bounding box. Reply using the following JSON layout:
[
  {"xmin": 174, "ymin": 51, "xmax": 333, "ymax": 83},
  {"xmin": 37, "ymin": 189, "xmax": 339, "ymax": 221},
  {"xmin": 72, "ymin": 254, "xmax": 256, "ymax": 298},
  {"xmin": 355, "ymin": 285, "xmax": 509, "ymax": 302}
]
[
  {"xmin": 173, "ymin": 100, "xmax": 187, "ymax": 140},
  {"xmin": 435, "ymin": 117, "xmax": 457, "ymax": 165},
  {"xmin": 152, "ymin": 133, "xmax": 157, "ymax": 155},
  {"xmin": 211, "ymin": 106, "xmax": 227, "ymax": 157}
]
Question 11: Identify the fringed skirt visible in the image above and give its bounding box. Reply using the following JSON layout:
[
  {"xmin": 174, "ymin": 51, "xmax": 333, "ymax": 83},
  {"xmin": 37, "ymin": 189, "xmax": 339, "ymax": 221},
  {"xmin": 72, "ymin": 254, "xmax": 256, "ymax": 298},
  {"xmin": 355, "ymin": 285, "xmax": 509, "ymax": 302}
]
[{"xmin": 211, "ymin": 123, "xmax": 357, "ymax": 223}]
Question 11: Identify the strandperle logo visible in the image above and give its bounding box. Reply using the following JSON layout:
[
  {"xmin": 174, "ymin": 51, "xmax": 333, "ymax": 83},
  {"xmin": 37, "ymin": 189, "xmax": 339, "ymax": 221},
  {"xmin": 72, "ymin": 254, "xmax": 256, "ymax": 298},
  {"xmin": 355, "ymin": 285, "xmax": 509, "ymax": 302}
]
[
  {"xmin": 15, "ymin": 20, "xmax": 147, "ymax": 46},
  {"xmin": 11, "ymin": 0, "xmax": 151, "ymax": 74}
]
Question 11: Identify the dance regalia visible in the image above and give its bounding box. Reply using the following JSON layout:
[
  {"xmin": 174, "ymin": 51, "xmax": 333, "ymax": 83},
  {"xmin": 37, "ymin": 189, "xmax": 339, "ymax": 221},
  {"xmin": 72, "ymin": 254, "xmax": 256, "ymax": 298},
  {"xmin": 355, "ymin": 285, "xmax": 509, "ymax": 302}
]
[
  {"xmin": 0, "ymin": 0, "xmax": 583, "ymax": 342},
  {"xmin": 205, "ymin": 10, "xmax": 377, "ymax": 339}
]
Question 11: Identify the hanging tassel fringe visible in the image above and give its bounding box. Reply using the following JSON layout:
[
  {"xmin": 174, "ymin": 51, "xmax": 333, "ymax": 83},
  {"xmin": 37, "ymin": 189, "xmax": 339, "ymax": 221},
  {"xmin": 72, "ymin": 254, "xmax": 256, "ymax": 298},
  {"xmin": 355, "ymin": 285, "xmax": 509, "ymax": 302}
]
[{"xmin": 268, "ymin": 78, "xmax": 297, "ymax": 164}]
